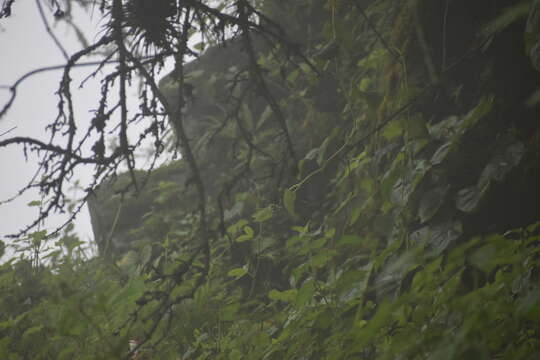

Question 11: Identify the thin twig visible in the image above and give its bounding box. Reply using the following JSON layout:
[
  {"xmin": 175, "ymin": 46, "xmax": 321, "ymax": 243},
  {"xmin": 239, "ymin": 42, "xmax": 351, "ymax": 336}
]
[
  {"xmin": 0, "ymin": 35, "xmax": 113, "ymax": 121},
  {"xmin": 414, "ymin": 3, "xmax": 439, "ymax": 83},
  {"xmin": 0, "ymin": 126, "xmax": 16, "ymax": 137},
  {"xmin": 442, "ymin": 0, "xmax": 450, "ymax": 71},
  {"xmin": 35, "ymin": 0, "xmax": 70, "ymax": 60}
]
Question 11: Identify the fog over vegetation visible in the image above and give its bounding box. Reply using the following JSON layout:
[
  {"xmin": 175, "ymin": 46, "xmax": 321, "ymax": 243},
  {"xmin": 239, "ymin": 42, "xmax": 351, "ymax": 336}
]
[{"xmin": 0, "ymin": 0, "xmax": 539, "ymax": 359}]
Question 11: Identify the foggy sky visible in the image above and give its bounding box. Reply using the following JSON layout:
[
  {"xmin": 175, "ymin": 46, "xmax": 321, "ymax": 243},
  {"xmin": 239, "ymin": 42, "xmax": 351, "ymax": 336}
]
[{"xmin": 1, "ymin": 2, "xmax": 128, "ymax": 258}]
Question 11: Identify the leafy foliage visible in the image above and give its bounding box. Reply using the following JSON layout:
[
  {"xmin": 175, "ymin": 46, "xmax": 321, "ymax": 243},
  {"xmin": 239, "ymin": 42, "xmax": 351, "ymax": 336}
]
[{"xmin": 1, "ymin": 0, "xmax": 540, "ymax": 359}]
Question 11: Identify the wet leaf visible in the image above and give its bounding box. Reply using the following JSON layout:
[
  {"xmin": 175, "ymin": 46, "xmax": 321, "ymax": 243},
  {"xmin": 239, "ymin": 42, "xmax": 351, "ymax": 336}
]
[
  {"xmin": 515, "ymin": 287, "xmax": 540, "ymax": 321},
  {"xmin": 410, "ymin": 221, "xmax": 462, "ymax": 255},
  {"xmin": 431, "ymin": 142, "xmax": 453, "ymax": 165},
  {"xmin": 418, "ymin": 184, "xmax": 450, "ymax": 223},
  {"xmin": 228, "ymin": 267, "xmax": 248, "ymax": 279},
  {"xmin": 295, "ymin": 280, "xmax": 315, "ymax": 307},
  {"xmin": 268, "ymin": 289, "xmax": 297, "ymax": 303},
  {"xmin": 382, "ymin": 165, "xmax": 406, "ymax": 202},
  {"xmin": 429, "ymin": 115, "xmax": 460, "ymax": 140},
  {"xmin": 478, "ymin": 141, "xmax": 524, "ymax": 188},
  {"xmin": 283, "ymin": 189, "xmax": 297, "ymax": 217},
  {"xmin": 455, "ymin": 186, "xmax": 484, "ymax": 213}
]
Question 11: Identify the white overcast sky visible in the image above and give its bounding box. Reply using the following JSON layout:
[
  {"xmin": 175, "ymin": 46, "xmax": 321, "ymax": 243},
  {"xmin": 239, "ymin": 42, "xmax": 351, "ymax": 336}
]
[{"xmin": 0, "ymin": 1, "xmax": 162, "ymax": 257}]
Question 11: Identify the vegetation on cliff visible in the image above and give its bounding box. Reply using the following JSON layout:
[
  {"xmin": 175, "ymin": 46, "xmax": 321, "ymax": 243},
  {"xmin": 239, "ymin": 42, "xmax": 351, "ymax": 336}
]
[{"xmin": 1, "ymin": 0, "xmax": 540, "ymax": 359}]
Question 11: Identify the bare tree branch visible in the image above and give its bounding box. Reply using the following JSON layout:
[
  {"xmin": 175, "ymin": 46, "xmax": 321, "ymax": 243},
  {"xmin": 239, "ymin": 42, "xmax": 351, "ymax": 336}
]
[{"xmin": 35, "ymin": 0, "xmax": 70, "ymax": 60}]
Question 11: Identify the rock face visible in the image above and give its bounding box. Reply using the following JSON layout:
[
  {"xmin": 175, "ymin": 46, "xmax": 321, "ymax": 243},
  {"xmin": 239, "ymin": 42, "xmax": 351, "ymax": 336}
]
[
  {"xmin": 88, "ymin": 0, "xmax": 343, "ymax": 258},
  {"xmin": 88, "ymin": 0, "xmax": 540, "ymax": 268},
  {"xmin": 88, "ymin": 162, "xmax": 190, "ymax": 257}
]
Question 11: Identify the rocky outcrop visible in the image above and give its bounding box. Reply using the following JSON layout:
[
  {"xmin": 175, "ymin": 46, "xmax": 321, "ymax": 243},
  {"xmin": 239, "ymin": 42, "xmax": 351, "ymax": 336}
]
[
  {"xmin": 88, "ymin": 0, "xmax": 540, "ymax": 270},
  {"xmin": 88, "ymin": 0, "xmax": 345, "ymax": 258}
]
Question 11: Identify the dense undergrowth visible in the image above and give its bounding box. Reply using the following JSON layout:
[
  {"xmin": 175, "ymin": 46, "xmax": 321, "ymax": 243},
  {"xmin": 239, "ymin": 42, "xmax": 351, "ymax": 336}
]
[{"xmin": 1, "ymin": 0, "xmax": 540, "ymax": 359}]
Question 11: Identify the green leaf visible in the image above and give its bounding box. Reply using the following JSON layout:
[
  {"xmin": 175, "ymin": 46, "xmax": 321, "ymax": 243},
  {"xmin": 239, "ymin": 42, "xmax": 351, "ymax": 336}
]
[
  {"xmin": 268, "ymin": 289, "xmax": 297, "ymax": 303},
  {"xmin": 352, "ymin": 300, "xmax": 394, "ymax": 349},
  {"xmin": 310, "ymin": 237, "xmax": 327, "ymax": 250},
  {"xmin": 410, "ymin": 221, "xmax": 463, "ymax": 255},
  {"xmin": 381, "ymin": 168, "xmax": 403, "ymax": 202},
  {"xmin": 287, "ymin": 69, "xmax": 300, "ymax": 83},
  {"xmin": 308, "ymin": 252, "xmax": 332, "ymax": 268},
  {"xmin": 461, "ymin": 95, "xmax": 494, "ymax": 130},
  {"xmin": 515, "ymin": 287, "xmax": 540, "ymax": 321},
  {"xmin": 337, "ymin": 235, "xmax": 362, "ymax": 247},
  {"xmin": 22, "ymin": 325, "xmax": 43, "ymax": 340},
  {"xmin": 455, "ymin": 186, "xmax": 485, "ymax": 213},
  {"xmin": 283, "ymin": 188, "xmax": 297, "ymax": 217},
  {"xmin": 235, "ymin": 225, "xmax": 254, "ymax": 242},
  {"xmin": 29, "ymin": 230, "xmax": 48, "ymax": 242},
  {"xmin": 193, "ymin": 42, "xmax": 205, "ymax": 51},
  {"xmin": 241, "ymin": 103, "xmax": 254, "ymax": 130},
  {"xmin": 431, "ymin": 142, "xmax": 453, "ymax": 165},
  {"xmin": 382, "ymin": 120, "xmax": 403, "ymax": 140},
  {"xmin": 477, "ymin": 141, "xmax": 525, "ymax": 188},
  {"xmin": 227, "ymin": 219, "xmax": 248, "ymax": 234},
  {"xmin": 27, "ymin": 200, "xmax": 41, "ymax": 207},
  {"xmin": 418, "ymin": 184, "xmax": 449, "ymax": 223},
  {"xmin": 295, "ymin": 280, "xmax": 316, "ymax": 307},
  {"xmin": 253, "ymin": 237, "xmax": 276, "ymax": 255},
  {"xmin": 228, "ymin": 267, "xmax": 248, "ymax": 279},
  {"xmin": 235, "ymin": 234, "xmax": 253, "ymax": 243},
  {"xmin": 243, "ymin": 226, "xmax": 254, "ymax": 237},
  {"xmin": 252, "ymin": 206, "xmax": 273, "ymax": 223},
  {"xmin": 256, "ymin": 105, "xmax": 273, "ymax": 130}
]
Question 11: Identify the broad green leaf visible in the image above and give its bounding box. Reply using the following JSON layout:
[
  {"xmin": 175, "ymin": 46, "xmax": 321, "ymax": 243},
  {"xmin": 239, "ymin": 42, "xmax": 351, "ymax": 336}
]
[
  {"xmin": 287, "ymin": 69, "xmax": 300, "ymax": 83},
  {"xmin": 418, "ymin": 184, "xmax": 449, "ymax": 223},
  {"xmin": 268, "ymin": 289, "xmax": 297, "ymax": 303},
  {"xmin": 515, "ymin": 287, "xmax": 540, "ymax": 321},
  {"xmin": 461, "ymin": 95, "xmax": 494, "ymax": 130},
  {"xmin": 410, "ymin": 221, "xmax": 462, "ymax": 255},
  {"xmin": 335, "ymin": 269, "xmax": 370, "ymax": 303},
  {"xmin": 337, "ymin": 235, "xmax": 362, "ymax": 247},
  {"xmin": 235, "ymin": 233, "xmax": 253, "ymax": 243},
  {"xmin": 253, "ymin": 237, "xmax": 276, "ymax": 255},
  {"xmin": 228, "ymin": 267, "xmax": 248, "ymax": 279},
  {"xmin": 252, "ymin": 206, "xmax": 273, "ymax": 222},
  {"xmin": 455, "ymin": 186, "xmax": 484, "ymax": 213},
  {"xmin": 295, "ymin": 280, "xmax": 316, "ymax": 307},
  {"xmin": 325, "ymin": 227, "xmax": 336, "ymax": 238},
  {"xmin": 283, "ymin": 188, "xmax": 297, "ymax": 217},
  {"xmin": 352, "ymin": 300, "xmax": 394, "ymax": 349},
  {"xmin": 310, "ymin": 237, "xmax": 327, "ymax": 250},
  {"xmin": 381, "ymin": 164, "xmax": 406, "ymax": 202},
  {"xmin": 193, "ymin": 42, "xmax": 205, "ymax": 51},
  {"xmin": 243, "ymin": 226, "xmax": 254, "ymax": 237},
  {"xmin": 21, "ymin": 325, "xmax": 43, "ymax": 341},
  {"xmin": 431, "ymin": 141, "xmax": 453, "ymax": 165},
  {"xmin": 477, "ymin": 141, "xmax": 524, "ymax": 188},
  {"xmin": 227, "ymin": 219, "xmax": 248, "ymax": 234},
  {"xmin": 309, "ymin": 252, "xmax": 332, "ymax": 268}
]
